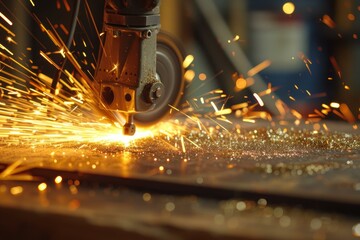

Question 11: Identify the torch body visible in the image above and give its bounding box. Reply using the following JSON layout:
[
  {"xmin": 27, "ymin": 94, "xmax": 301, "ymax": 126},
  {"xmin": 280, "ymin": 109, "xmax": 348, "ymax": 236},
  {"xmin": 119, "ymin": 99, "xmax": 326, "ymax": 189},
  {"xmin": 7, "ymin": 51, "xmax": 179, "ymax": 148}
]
[{"xmin": 95, "ymin": 0, "xmax": 164, "ymax": 135}]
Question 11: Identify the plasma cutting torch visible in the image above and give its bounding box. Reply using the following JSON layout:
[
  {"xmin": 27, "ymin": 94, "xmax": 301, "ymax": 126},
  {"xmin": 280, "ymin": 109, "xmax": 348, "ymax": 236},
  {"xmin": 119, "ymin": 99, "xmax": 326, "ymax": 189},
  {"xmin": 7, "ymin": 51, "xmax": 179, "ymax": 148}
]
[{"xmin": 94, "ymin": 0, "xmax": 185, "ymax": 135}]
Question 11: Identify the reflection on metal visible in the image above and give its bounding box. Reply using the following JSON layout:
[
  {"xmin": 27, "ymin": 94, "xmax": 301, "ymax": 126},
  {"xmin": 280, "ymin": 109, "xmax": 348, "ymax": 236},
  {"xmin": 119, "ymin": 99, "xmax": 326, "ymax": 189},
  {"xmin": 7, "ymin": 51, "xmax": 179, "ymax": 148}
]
[{"xmin": 119, "ymin": 151, "xmax": 133, "ymax": 177}]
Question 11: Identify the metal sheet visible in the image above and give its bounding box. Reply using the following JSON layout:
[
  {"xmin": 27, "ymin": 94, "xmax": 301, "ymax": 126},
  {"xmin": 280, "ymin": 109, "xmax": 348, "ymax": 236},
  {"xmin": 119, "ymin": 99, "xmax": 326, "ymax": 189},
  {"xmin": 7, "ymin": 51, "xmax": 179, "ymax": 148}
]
[
  {"xmin": 1, "ymin": 120, "xmax": 359, "ymax": 205},
  {"xmin": 0, "ymin": 119, "xmax": 360, "ymax": 239}
]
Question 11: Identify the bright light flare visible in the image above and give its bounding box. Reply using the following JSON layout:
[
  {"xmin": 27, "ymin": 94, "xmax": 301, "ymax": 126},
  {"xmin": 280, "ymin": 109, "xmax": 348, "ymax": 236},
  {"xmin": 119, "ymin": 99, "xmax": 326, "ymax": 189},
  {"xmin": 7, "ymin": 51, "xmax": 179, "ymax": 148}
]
[
  {"xmin": 38, "ymin": 182, "xmax": 47, "ymax": 192},
  {"xmin": 184, "ymin": 70, "xmax": 195, "ymax": 82},
  {"xmin": 330, "ymin": 102, "xmax": 340, "ymax": 109},
  {"xmin": 93, "ymin": 127, "xmax": 154, "ymax": 146},
  {"xmin": 282, "ymin": 2, "xmax": 295, "ymax": 15},
  {"xmin": 0, "ymin": 12, "xmax": 13, "ymax": 26},
  {"xmin": 6, "ymin": 37, "xmax": 17, "ymax": 45},
  {"xmin": 235, "ymin": 77, "xmax": 247, "ymax": 91},
  {"xmin": 0, "ymin": 43, "xmax": 13, "ymax": 55},
  {"xmin": 55, "ymin": 176, "xmax": 63, "ymax": 184},
  {"xmin": 183, "ymin": 55, "xmax": 194, "ymax": 68},
  {"xmin": 10, "ymin": 186, "xmax": 23, "ymax": 195},
  {"xmin": 253, "ymin": 93, "xmax": 264, "ymax": 107}
]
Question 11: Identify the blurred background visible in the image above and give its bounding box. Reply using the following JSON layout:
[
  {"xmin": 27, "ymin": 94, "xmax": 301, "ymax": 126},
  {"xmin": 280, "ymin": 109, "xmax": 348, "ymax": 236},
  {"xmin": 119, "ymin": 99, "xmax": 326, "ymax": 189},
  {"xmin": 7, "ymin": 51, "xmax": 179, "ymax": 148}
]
[
  {"xmin": 160, "ymin": 0, "xmax": 360, "ymax": 117},
  {"xmin": 2, "ymin": 0, "xmax": 360, "ymax": 119}
]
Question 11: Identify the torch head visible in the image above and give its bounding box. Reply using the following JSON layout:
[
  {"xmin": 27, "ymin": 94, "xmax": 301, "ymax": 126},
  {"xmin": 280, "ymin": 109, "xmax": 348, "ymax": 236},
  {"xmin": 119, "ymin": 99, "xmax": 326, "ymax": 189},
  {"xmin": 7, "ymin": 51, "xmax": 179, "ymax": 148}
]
[{"xmin": 94, "ymin": 0, "xmax": 163, "ymax": 135}]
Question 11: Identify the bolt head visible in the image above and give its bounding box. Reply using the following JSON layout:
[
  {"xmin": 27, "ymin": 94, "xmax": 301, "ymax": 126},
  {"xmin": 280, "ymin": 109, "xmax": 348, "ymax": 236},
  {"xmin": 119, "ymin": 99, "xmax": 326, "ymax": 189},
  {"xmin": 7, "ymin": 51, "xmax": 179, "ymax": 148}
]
[
  {"xmin": 154, "ymin": 87, "xmax": 162, "ymax": 98},
  {"xmin": 143, "ymin": 82, "xmax": 164, "ymax": 104}
]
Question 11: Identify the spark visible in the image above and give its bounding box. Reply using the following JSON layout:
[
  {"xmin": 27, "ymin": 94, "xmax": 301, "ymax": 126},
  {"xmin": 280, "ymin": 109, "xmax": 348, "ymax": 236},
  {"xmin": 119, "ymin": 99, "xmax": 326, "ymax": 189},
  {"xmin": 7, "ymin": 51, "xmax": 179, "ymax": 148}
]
[
  {"xmin": 0, "ymin": 12, "xmax": 13, "ymax": 26},
  {"xmin": 180, "ymin": 135, "xmax": 186, "ymax": 153},
  {"xmin": 253, "ymin": 93, "xmax": 264, "ymax": 107},
  {"xmin": 210, "ymin": 101, "xmax": 219, "ymax": 112},
  {"xmin": 0, "ymin": 44, "xmax": 13, "ymax": 55},
  {"xmin": 330, "ymin": 102, "xmax": 340, "ymax": 108},
  {"xmin": 184, "ymin": 70, "xmax": 195, "ymax": 83},
  {"xmin": 38, "ymin": 183, "xmax": 47, "ymax": 192},
  {"xmin": 214, "ymin": 108, "xmax": 232, "ymax": 116},
  {"xmin": 55, "ymin": 176, "xmax": 63, "ymax": 184},
  {"xmin": 243, "ymin": 118, "xmax": 256, "ymax": 123},
  {"xmin": 0, "ymin": 161, "xmax": 22, "ymax": 179},
  {"xmin": 168, "ymin": 105, "xmax": 199, "ymax": 124},
  {"xmin": 314, "ymin": 109, "xmax": 326, "ymax": 118},
  {"xmin": 231, "ymin": 102, "xmax": 248, "ymax": 110},
  {"xmin": 298, "ymin": 52, "xmax": 312, "ymax": 75},
  {"xmin": 109, "ymin": 63, "xmax": 118, "ymax": 73},
  {"xmin": 183, "ymin": 136, "xmax": 201, "ymax": 149},
  {"xmin": 0, "ymin": 23, "xmax": 15, "ymax": 37},
  {"xmin": 0, "ymin": 161, "xmax": 35, "ymax": 181},
  {"xmin": 258, "ymin": 83, "xmax": 275, "ymax": 96},
  {"xmin": 233, "ymin": 35, "xmax": 240, "ymax": 41},
  {"xmin": 247, "ymin": 60, "xmax": 271, "ymax": 77},
  {"xmin": 70, "ymin": 96, "xmax": 84, "ymax": 104},
  {"xmin": 330, "ymin": 56, "xmax": 341, "ymax": 78},
  {"xmin": 322, "ymin": 15, "xmax": 336, "ymax": 29},
  {"xmin": 340, "ymin": 103, "xmax": 356, "ymax": 123},
  {"xmin": 69, "ymin": 185, "xmax": 78, "ymax": 194},
  {"xmin": 63, "ymin": 0, "xmax": 71, "ymax": 12},
  {"xmin": 235, "ymin": 77, "xmax": 247, "ymax": 91},
  {"xmin": 10, "ymin": 186, "xmax": 23, "ymax": 195},
  {"xmin": 291, "ymin": 110, "xmax": 302, "ymax": 119},
  {"xmin": 275, "ymin": 100, "xmax": 287, "ymax": 117},
  {"xmin": 347, "ymin": 13, "xmax": 356, "ymax": 21},
  {"xmin": 59, "ymin": 23, "xmax": 69, "ymax": 35},
  {"xmin": 6, "ymin": 37, "xmax": 17, "ymax": 45},
  {"xmin": 40, "ymin": 50, "xmax": 61, "ymax": 70},
  {"xmin": 183, "ymin": 55, "xmax": 194, "ymax": 68},
  {"xmin": 206, "ymin": 116, "xmax": 230, "ymax": 133}
]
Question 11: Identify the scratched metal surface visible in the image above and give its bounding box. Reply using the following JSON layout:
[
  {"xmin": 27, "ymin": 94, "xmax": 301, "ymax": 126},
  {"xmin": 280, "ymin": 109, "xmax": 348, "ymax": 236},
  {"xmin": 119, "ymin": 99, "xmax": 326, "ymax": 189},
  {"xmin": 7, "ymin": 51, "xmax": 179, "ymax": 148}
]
[
  {"xmin": 0, "ymin": 120, "xmax": 360, "ymax": 239},
  {"xmin": 0, "ymin": 120, "xmax": 359, "ymax": 205}
]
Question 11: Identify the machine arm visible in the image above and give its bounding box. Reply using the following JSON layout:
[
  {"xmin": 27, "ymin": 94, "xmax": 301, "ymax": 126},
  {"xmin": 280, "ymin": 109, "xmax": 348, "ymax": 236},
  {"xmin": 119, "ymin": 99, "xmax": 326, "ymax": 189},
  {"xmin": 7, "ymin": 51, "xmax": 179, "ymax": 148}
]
[{"xmin": 95, "ymin": 0, "xmax": 182, "ymax": 136}]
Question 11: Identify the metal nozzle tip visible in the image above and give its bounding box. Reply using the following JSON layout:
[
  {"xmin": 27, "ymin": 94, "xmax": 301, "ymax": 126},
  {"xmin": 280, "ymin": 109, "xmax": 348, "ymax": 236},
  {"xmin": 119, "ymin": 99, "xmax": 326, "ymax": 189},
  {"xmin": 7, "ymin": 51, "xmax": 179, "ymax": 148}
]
[{"xmin": 123, "ymin": 122, "xmax": 136, "ymax": 136}]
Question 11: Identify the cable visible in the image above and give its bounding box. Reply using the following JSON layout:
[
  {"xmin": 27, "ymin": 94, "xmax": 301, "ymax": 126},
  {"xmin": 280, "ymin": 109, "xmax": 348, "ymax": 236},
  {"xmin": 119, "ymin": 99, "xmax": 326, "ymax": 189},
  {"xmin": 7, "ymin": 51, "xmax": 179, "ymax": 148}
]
[{"xmin": 50, "ymin": 0, "xmax": 81, "ymax": 95}]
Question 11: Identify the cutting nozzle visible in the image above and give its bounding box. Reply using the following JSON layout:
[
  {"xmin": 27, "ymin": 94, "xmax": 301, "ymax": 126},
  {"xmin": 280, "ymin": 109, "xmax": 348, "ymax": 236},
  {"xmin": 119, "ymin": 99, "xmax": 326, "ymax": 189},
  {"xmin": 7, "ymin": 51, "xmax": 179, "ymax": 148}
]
[{"xmin": 123, "ymin": 114, "xmax": 136, "ymax": 136}]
